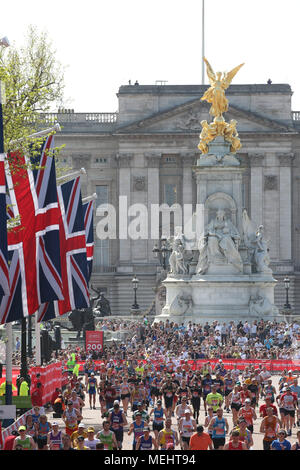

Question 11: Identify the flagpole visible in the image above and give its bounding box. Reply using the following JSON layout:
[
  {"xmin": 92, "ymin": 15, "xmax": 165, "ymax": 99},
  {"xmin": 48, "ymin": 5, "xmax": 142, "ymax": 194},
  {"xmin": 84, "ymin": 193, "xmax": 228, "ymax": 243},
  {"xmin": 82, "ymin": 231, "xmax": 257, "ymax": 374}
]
[
  {"xmin": 0, "ymin": 37, "xmax": 13, "ymax": 408},
  {"xmin": 4, "ymin": 323, "xmax": 13, "ymax": 408},
  {"xmin": 202, "ymin": 0, "xmax": 205, "ymax": 85},
  {"xmin": 56, "ymin": 167, "xmax": 86, "ymax": 183},
  {"xmin": 8, "ymin": 123, "xmax": 61, "ymax": 146},
  {"xmin": 35, "ymin": 314, "xmax": 41, "ymax": 366},
  {"xmin": 82, "ymin": 193, "xmax": 97, "ymax": 203}
]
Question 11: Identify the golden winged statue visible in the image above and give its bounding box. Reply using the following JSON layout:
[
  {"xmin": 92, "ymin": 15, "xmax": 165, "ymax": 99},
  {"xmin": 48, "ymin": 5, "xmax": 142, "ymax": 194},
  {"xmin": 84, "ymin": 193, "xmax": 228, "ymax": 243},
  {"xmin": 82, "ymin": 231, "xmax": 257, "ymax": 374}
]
[{"xmin": 201, "ymin": 58, "xmax": 244, "ymax": 118}]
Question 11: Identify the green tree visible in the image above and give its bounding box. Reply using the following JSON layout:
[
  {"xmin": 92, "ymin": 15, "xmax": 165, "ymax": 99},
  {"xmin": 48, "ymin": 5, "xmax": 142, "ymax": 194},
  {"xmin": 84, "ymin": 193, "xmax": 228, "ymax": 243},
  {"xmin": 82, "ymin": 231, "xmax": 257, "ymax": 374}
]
[{"xmin": 0, "ymin": 25, "xmax": 65, "ymax": 153}]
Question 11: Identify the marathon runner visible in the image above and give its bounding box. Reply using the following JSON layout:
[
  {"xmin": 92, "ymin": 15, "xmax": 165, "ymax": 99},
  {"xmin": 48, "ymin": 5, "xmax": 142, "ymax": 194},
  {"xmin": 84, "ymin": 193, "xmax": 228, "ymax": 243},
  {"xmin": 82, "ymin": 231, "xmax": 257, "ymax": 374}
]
[
  {"xmin": 149, "ymin": 399, "xmax": 166, "ymax": 439},
  {"xmin": 87, "ymin": 372, "xmax": 98, "ymax": 410},
  {"xmin": 108, "ymin": 401, "xmax": 127, "ymax": 450},
  {"xmin": 136, "ymin": 427, "xmax": 157, "ymax": 450},
  {"xmin": 238, "ymin": 398, "xmax": 257, "ymax": 434},
  {"xmin": 178, "ymin": 410, "xmax": 196, "ymax": 450},
  {"xmin": 208, "ymin": 408, "xmax": 229, "ymax": 450},
  {"xmin": 260, "ymin": 406, "xmax": 281, "ymax": 450},
  {"xmin": 223, "ymin": 430, "xmax": 247, "ymax": 450},
  {"xmin": 128, "ymin": 413, "xmax": 145, "ymax": 450},
  {"xmin": 158, "ymin": 418, "xmax": 179, "ymax": 450}
]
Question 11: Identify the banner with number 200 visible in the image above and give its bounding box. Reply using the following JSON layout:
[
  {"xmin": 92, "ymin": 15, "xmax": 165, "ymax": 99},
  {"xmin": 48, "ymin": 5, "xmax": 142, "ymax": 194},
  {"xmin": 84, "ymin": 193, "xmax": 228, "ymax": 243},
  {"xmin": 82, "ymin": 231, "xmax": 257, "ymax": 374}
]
[{"xmin": 86, "ymin": 331, "xmax": 104, "ymax": 354}]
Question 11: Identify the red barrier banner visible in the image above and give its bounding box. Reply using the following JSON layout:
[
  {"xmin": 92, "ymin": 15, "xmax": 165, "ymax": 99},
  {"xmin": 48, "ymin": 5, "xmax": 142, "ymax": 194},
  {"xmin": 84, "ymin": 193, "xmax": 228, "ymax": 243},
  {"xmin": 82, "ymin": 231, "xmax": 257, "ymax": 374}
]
[
  {"xmin": 30, "ymin": 362, "xmax": 63, "ymax": 403},
  {"xmin": 86, "ymin": 331, "xmax": 104, "ymax": 354},
  {"xmin": 72, "ymin": 358, "xmax": 300, "ymax": 373},
  {"xmin": 183, "ymin": 359, "xmax": 300, "ymax": 372}
]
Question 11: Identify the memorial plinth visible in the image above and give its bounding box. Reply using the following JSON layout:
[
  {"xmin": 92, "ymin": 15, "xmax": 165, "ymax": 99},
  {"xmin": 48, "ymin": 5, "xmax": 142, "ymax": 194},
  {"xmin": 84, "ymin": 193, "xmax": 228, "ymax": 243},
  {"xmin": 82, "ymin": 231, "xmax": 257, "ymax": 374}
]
[{"xmin": 154, "ymin": 58, "xmax": 280, "ymax": 325}]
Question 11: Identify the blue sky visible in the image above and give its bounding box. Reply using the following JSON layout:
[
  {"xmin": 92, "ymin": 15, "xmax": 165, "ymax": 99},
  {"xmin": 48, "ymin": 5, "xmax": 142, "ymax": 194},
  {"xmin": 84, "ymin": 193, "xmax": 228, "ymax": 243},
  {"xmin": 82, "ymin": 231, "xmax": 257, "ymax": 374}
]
[{"xmin": 2, "ymin": 0, "xmax": 300, "ymax": 112}]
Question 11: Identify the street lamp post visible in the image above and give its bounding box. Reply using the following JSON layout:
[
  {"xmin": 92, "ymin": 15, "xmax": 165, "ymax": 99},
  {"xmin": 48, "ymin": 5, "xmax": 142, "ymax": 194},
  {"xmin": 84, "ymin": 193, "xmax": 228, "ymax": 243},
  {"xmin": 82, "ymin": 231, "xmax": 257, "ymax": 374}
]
[
  {"xmin": 131, "ymin": 274, "xmax": 140, "ymax": 310},
  {"xmin": 283, "ymin": 277, "xmax": 291, "ymax": 311}
]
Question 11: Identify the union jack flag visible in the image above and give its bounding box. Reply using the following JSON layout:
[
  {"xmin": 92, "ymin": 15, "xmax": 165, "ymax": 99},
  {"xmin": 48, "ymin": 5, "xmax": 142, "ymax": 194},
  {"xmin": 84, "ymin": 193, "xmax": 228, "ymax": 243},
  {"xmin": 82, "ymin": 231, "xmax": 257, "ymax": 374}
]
[
  {"xmin": 0, "ymin": 135, "xmax": 63, "ymax": 324},
  {"xmin": 38, "ymin": 177, "xmax": 90, "ymax": 322},
  {"xmin": 0, "ymin": 153, "xmax": 9, "ymax": 297},
  {"xmin": 82, "ymin": 200, "xmax": 94, "ymax": 282}
]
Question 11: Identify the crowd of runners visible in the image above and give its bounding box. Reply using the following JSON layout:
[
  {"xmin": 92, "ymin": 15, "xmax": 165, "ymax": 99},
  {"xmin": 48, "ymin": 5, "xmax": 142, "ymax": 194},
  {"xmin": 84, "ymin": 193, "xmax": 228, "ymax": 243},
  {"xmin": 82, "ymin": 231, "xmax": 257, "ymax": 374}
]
[{"xmin": 2, "ymin": 318, "xmax": 300, "ymax": 451}]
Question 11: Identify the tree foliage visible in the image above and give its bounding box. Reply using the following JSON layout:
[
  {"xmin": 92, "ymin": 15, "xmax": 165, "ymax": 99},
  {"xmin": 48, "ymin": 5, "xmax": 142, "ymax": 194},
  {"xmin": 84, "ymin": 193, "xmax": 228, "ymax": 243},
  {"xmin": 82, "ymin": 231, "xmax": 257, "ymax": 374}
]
[{"xmin": 0, "ymin": 25, "xmax": 65, "ymax": 153}]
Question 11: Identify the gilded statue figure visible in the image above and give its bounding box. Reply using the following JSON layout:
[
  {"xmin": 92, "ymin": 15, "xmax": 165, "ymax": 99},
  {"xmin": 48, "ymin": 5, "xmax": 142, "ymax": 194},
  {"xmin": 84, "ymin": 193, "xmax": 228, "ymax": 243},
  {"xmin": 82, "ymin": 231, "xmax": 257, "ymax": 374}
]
[
  {"xmin": 223, "ymin": 119, "xmax": 242, "ymax": 154},
  {"xmin": 201, "ymin": 58, "xmax": 244, "ymax": 118}
]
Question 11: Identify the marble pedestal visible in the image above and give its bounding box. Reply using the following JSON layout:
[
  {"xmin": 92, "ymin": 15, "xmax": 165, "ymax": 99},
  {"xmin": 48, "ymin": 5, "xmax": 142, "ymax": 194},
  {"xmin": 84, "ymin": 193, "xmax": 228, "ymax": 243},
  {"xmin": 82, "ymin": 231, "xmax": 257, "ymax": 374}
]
[{"xmin": 154, "ymin": 273, "xmax": 280, "ymax": 325}]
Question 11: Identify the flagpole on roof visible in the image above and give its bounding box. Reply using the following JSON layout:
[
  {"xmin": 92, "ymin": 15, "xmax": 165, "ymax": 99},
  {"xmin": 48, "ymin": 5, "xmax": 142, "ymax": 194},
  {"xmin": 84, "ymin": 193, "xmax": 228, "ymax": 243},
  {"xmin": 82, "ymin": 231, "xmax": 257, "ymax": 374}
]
[{"xmin": 202, "ymin": 0, "xmax": 205, "ymax": 85}]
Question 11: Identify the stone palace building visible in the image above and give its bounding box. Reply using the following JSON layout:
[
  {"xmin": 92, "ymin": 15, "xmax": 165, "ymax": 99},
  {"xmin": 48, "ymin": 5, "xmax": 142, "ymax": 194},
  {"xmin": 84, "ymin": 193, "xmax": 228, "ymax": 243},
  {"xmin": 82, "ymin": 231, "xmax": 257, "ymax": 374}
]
[{"xmin": 49, "ymin": 83, "xmax": 300, "ymax": 316}]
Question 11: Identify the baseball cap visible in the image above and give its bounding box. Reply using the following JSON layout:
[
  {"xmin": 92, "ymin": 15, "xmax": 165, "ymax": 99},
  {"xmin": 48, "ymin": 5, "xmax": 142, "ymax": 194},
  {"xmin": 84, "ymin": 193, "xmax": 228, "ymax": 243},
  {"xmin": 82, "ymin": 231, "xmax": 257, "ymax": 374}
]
[
  {"xmin": 52, "ymin": 422, "xmax": 59, "ymax": 426},
  {"xmin": 157, "ymin": 400, "xmax": 162, "ymax": 404},
  {"xmin": 87, "ymin": 427, "xmax": 95, "ymax": 433},
  {"xmin": 18, "ymin": 426, "xmax": 26, "ymax": 431},
  {"xmin": 91, "ymin": 372, "xmax": 95, "ymax": 376},
  {"xmin": 245, "ymin": 398, "xmax": 251, "ymax": 403},
  {"xmin": 78, "ymin": 423, "xmax": 86, "ymax": 428}
]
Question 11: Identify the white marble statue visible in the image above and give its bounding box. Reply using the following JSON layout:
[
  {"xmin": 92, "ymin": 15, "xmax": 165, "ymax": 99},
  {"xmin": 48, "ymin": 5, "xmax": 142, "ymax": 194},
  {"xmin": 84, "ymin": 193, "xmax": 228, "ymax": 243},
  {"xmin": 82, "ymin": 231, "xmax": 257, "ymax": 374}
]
[
  {"xmin": 242, "ymin": 209, "xmax": 272, "ymax": 274},
  {"xmin": 167, "ymin": 229, "xmax": 190, "ymax": 275},
  {"xmin": 249, "ymin": 292, "xmax": 278, "ymax": 316},
  {"xmin": 169, "ymin": 238, "xmax": 188, "ymax": 275},
  {"xmin": 196, "ymin": 209, "xmax": 243, "ymax": 273}
]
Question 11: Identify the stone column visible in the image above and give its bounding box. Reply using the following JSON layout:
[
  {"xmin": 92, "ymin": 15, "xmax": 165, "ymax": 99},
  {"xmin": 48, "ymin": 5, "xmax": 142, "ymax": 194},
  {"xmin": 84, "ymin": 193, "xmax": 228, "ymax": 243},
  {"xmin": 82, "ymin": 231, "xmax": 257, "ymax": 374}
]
[
  {"xmin": 182, "ymin": 153, "xmax": 195, "ymax": 206},
  {"xmin": 116, "ymin": 153, "xmax": 133, "ymax": 266},
  {"xmin": 145, "ymin": 153, "xmax": 160, "ymax": 261},
  {"xmin": 194, "ymin": 171, "xmax": 207, "ymax": 235},
  {"xmin": 249, "ymin": 153, "xmax": 264, "ymax": 226},
  {"xmin": 232, "ymin": 172, "xmax": 244, "ymax": 234},
  {"xmin": 182, "ymin": 153, "xmax": 195, "ymax": 241},
  {"xmin": 278, "ymin": 153, "xmax": 294, "ymax": 261}
]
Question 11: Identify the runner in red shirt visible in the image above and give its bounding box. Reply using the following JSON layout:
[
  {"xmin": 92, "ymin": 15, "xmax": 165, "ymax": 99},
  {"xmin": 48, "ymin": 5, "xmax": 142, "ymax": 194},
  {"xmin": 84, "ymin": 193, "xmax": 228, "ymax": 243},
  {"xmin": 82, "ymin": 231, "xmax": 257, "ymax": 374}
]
[
  {"xmin": 224, "ymin": 430, "xmax": 247, "ymax": 450},
  {"xmin": 259, "ymin": 397, "xmax": 278, "ymax": 418},
  {"xmin": 238, "ymin": 398, "xmax": 257, "ymax": 434},
  {"xmin": 278, "ymin": 387, "xmax": 298, "ymax": 436},
  {"xmin": 240, "ymin": 383, "xmax": 252, "ymax": 405},
  {"xmin": 31, "ymin": 382, "xmax": 43, "ymax": 408}
]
